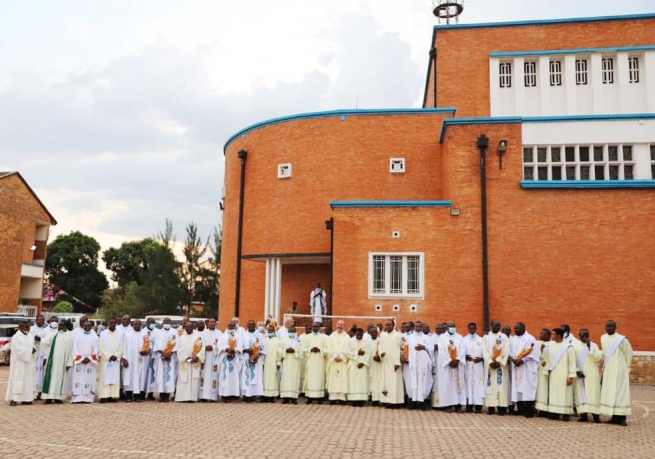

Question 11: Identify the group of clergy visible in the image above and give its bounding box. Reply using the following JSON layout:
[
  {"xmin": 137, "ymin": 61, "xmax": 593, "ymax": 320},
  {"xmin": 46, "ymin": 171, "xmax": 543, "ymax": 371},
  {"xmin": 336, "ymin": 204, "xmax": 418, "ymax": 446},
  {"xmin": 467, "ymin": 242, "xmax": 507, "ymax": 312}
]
[{"xmin": 4, "ymin": 314, "xmax": 633, "ymax": 427}]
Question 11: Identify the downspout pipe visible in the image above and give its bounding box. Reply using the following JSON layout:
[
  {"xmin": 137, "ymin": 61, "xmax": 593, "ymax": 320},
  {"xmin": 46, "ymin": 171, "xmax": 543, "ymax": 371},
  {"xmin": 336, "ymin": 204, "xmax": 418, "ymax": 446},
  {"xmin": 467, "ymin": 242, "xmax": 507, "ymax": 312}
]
[
  {"xmin": 430, "ymin": 47, "xmax": 437, "ymax": 108},
  {"xmin": 325, "ymin": 218, "xmax": 334, "ymax": 318},
  {"xmin": 235, "ymin": 149, "xmax": 247, "ymax": 318},
  {"xmin": 476, "ymin": 135, "xmax": 490, "ymax": 332}
]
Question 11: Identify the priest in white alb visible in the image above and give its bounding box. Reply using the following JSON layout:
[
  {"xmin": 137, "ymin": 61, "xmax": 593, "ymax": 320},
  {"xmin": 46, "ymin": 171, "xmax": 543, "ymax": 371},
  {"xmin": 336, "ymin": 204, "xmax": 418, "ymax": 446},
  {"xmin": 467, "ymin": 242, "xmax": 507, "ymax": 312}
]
[
  {"xmin": 29, "ymin": 314, "xmax": 52, "ymax": 398},
  {"xmin": 544, "ymin": 327, "xmax": 576, "ymax": 421},
  {"xmin": 535, "ymin": 328, "xmax": 552, "ymax": 415},
  {"xmin": 482, "ymin": 319, "xmax": 510, "ymax": 415},
  {"xmin": 176, "ymin": 322, "xmax": 205, "ymax": 402},
  {"xmin": 437, "ymin": 321, "xmax": 465, "ymax": 411},
  {"xmin": 346, "ymin": 328, "xmax": 370, "ymax": 406},
  {"xmin": 326, "ymin": 320, "xmax": 350, "ymax": 404},
  {"xmin": 41, "ymin": 321, "xmax": 74, "ymax": 404},
  {"xmin": 378, "ymin": 319, "xmax": 404, "ymax": 407},
  {"xmin": 599, "ymin": 320, "xmax": 633, "ymax": 426},
  {"xmin": 241, "ymin": 320, "xmax": 267, "ymax": 400},
  {"xmin": 122, "ymin": 319, "xmax": 150, "ymax": 402},
  {"xmin": 71, "ymin": 321, "xmax": 99, "ymax": 403},
  {"xmin": 573, "ymin": 328, "xmax": 602, "ymax": 423},
  {"xmin": 5, "ymin": 320, "xmax": 36, "ymax": 406},
  {"xmin": 154, "ymin": 317, "xmax": 179, "ymax": 402},
  {"xmin": 218, "ymin": 321, "xmax": 243, "ymax": 401},
  {"xmin": 98, "ymin": 318, "xmax": 123, "ymax": 403},
  {"xmin": 509, "ymin": 322, "xmax": 539, "ymax": 418},
  {"xmin": 406, "ymin": 321, "xmax": 433, "ymax": 410},
  {"xmin": 279, "ymin": 325, "xmax": 302, "ymax": 403},
  {"xmin": 199, "ymin": 318, "xmax": 221, "ymax": 402},
  {"xmin": 367, "ymin": 327, "xmax": 382, "ymax": 405},
  {"xmin": 302, "ymin": 322, "xmax": 327, "ymax": 403},
  {"xmin": 263, "ymin": 324, "xmax": 281, "ymax": 401},
  {"xmin": 463, "ymin": 322, "xmax": 485, "ymax": 412}
]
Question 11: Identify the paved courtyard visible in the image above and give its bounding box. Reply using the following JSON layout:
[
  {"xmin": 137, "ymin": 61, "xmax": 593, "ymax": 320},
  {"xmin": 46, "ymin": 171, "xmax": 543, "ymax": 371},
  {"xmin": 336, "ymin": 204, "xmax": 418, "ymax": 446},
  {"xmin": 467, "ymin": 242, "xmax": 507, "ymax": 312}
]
[{"xmin": 0, "ymin": 367, "xmax": 653, "ymax": 459}]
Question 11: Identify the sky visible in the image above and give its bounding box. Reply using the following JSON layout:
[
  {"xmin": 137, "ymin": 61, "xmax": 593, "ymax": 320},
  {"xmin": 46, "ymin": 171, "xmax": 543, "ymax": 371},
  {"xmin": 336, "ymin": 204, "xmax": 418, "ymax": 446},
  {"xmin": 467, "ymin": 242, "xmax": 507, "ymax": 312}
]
[{"xmin": 1, "ymin": 0, "xmax": 652, "ymax": 268}]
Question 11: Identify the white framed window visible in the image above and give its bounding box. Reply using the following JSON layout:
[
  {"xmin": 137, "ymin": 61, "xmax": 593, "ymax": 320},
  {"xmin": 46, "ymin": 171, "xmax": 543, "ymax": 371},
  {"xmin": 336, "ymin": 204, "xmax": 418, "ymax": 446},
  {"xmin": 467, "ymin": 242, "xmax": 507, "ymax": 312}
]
[
  {"xmin": 368, "ymin": 253, "xmax": 424, "ymax": 299},
  {"xmin": 389, "ymin": 158, "xmax": 406, "ymax": 174},
  {"xmin": 499, "ymin": 62, "xmax": 512, "ymax": 88},
  {"xmin": 523, "ymin": 144, "xmax": 637, "ymax": 181},
  {"xmin": 602, "ymin": 57, "xmax": 615, "ymax": 84},
  {"xmin": 650, "ymin": 145, "xmax": 655, "ymax": 179},
  {"xmin": 575, "ymin": 59, "xmax": 588, "ymax": 85},
  {"xmin": 549, "ymin": 60, "xmax": 562, "ymax": 87},
  {"xmin": 524, "ymin": 61, "xmax": 537, "ymax": 87},
  {"xmin": 277, "ymin": 163, "xmax": 292, "ymax": 179},
  {"xmin": 628, "ymin": 56, "xmax": 640, "ymax": 83}
]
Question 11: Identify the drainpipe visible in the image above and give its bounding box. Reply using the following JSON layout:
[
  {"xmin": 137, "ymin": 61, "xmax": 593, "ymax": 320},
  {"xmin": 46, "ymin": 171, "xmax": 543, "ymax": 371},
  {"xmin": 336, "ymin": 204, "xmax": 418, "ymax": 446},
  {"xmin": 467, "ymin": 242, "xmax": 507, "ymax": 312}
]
[
  {"xmin": 235, "ymin": 149, "xmax": 247, "ymax": 318},
  {"xmin": 476, "ymin": 135, "xmax": 490, "ymax": 332},
  {"xmin": 430, "ymin": 48, "xmax": 437, "ymax": 107},
  {"xmin": 325, "ymin": 218, "xmax": 334, "ymax": 317}
]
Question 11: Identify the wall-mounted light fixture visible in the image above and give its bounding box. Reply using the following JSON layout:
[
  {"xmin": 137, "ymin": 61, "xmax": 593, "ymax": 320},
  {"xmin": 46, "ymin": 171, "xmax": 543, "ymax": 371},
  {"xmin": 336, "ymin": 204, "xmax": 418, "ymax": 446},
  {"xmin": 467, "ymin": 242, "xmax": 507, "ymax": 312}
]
[
  {"xmin": 29, "ymin": 245, "xmax": 37, "ymax": 251},
  {"xmin": 497, "ymin": 140, "xmax": 508, "ymax": 169}
]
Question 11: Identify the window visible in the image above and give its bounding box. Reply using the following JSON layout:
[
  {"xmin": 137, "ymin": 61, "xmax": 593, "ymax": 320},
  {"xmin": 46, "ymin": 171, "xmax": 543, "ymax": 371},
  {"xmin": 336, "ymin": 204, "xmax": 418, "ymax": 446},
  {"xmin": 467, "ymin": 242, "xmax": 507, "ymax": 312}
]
[
  {"xmin": 549, "ymin": 60, "xmax": 562, "ymax": 87},
  {"xmin": 575, "ymin": 59, "xmax": 588, "ymax": 85},
  {"xmin": 499, "ymin": 62, "xmax": 512, "ymax": 88},
  {"xmin": 628, "ymin": 57, "xmax": 640, "ymax": 83},
  {"xmin": 523, "ymin": 144, "xmax": 637, "ymax": 181},
  {"xmin": 602, "ymin": 57, "xmax": 614, "ymax": 84},
  {"xmin": 524, "ymin": 61, "xmax": 537, "ymax": 87},
  {"xmin": 369, "ymin": 253, "xmax": 424, "ymax": 298}
]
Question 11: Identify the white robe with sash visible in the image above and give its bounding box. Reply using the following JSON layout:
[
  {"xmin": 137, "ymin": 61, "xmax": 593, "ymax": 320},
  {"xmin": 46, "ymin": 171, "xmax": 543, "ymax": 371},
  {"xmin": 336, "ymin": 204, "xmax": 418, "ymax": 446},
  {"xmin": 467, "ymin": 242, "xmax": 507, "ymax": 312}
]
[
  {"xmin": 437, "ymin": 332, "xmax": 466, "ymax": 407},
  {"xmin": 599, "ymin": 333, "xmax": 633, "ymax": 416},
  {"xmin": 199, "ymin": 328, "xmax": 221, "ymax": 401},
  {"xmin": 98, "ymin": 329, "xmax": 123, "ymax": 398},
  {"xmin": 71, "ymin": 331, "xmax": 99, "ymax": 403},
  {"xmin": 175, "ymin": 331, "xmax": 205, "ymax": 402},
  {"xmin": 5, "ymin": 331, "xmax": 35, "ymax": 403}
]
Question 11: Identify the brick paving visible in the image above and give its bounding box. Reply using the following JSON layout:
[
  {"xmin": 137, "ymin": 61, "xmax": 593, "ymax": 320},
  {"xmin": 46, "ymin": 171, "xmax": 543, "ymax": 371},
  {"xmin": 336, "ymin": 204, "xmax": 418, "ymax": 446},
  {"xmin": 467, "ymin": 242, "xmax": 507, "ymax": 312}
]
[{"xmin": 0, "ymin": 367, "xmax": 653, "ymax": 459}]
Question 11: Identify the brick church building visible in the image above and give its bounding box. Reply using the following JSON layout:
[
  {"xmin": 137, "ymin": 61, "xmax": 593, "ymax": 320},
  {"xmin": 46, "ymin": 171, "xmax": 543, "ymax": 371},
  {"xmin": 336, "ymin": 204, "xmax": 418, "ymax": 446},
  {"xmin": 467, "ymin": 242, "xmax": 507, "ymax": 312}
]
[{"xmin": 219, "ymin": 13, "xmax": 655, "ymax": 352}]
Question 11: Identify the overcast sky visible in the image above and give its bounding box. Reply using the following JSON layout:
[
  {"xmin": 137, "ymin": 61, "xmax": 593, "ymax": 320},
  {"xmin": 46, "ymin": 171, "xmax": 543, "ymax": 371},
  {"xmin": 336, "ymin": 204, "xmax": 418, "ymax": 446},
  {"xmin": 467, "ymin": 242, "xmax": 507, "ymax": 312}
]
[{"xmin": 1, "ymin": 0, "xmax": 652, "ymax": 263}]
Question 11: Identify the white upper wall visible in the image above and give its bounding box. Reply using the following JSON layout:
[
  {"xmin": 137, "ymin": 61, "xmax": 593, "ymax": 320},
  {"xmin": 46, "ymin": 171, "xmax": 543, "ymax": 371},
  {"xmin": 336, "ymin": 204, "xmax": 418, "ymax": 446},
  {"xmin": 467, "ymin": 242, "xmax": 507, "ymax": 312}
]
[{"xmin": 490, "ymin": 47, "xmax": 655, "ymax": 117}]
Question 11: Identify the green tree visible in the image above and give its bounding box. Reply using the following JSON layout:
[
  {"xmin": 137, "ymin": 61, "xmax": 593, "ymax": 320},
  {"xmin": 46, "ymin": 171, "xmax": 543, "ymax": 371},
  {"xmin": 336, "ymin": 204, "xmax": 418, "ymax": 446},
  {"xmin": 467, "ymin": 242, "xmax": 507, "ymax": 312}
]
[
  {"xmin": 181, "ymin": 222, "xmax": 207, "ymax": 315},
  {"xmin": 46, "ymin": 231, "xmax": 109, "ymax": 312},
  {"xmin": 139, "ymin": 241, "xmax": 185, "ymax": 315},
  {"xmin": 102, "ymin": 238, "xmax": 158, "ymax": 288},
  {"xmin": 52, "ymin": 300, "xmax": 73, "ymax": 313}
]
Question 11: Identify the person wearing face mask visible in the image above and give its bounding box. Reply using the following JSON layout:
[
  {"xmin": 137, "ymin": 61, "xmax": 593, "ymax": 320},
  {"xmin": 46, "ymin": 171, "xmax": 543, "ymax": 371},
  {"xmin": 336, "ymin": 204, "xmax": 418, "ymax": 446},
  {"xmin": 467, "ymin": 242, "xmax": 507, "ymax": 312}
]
[
  {"xmin": 6, "ymin": 319, "xmax": 37, "ymax": 406},
  {"xmin": 279, "ymin": 325, "xmax": 301, "ymax": 404},
  {"xmin": 218, "ymin": 321, "xmax": 243, "ymax": 402},
  {"xmin": 98, "ymin": 319, "xmax": 123, "ymax": 403},
  {"xmin": 30, "ymin": 314, "xmax": 50, "ymax": 399},
  {"xmin": 302, "ymin": 321, "xmax": 327, "ymax": 404},
  {"xmin": 71, "ymin": 321, "xmax": 99, "ymax": 403},
  {"xmin": 262, "ymin": 325, "xmax": 281, "ymax": 402},
  {"xmin": 175, "ymin": 322, "xmax": 205, "ymax": 403},
  {"xmin": 406, "ymin": 321, "xmax": 434, "ymax": 411},
  {"xmin": 509, "ymin": 322, "xmax": 539, "ymax": 418},
  {"xmin": 153, "ymin": 317, "xmax": 179, "ymax": 402},
  {"xmin": 241, "ymin": 320, "xmax": 267, "ymax": 402},
  {"xmin": 122, "ymin": 319, "xmax": 150, "ymax": 402},
  {"xmin": 144, "ymin": 318, "xmax": 159, "ymax": 401},
  {"xmin": 41, "ymin": 321, "xmax": 74, "ymax": 404},
  {"xmin": 463, "ymin": 322, "xmax": 485, "ymax": 413},
  {"xmin": 199, "ymin": 318, "xmax": 221, "ymax": 402},
  {"xmin": 437, "ymin": 321, "xmax": 466, "ymax": 412}
]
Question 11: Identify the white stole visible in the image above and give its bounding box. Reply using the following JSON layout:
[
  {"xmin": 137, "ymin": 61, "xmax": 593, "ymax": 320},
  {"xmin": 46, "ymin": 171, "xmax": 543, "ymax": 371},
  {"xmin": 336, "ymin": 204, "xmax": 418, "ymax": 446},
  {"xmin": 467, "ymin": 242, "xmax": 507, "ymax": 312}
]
[
  {"xmin": 603, "ymin": 334, "xmax": 625, "ymax": 363},
  {"xmin": 101, "ymin": 332, "xmax": 120, "ymax": 385},
  {"xmin": 548, "ymin": 342, "xmax": 571, "ymax": 371}
]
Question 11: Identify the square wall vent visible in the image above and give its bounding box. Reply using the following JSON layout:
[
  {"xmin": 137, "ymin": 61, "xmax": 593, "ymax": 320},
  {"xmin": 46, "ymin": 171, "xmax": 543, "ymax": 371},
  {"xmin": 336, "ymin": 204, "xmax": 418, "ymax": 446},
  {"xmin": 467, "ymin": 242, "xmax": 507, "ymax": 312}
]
[
  {"xmin": 389, "ymin": 158, "xmax": 406, "ymax": 174},
  {"xmin": 278, "ymin": 163, "xmax": 292, "ymax": 179},
  {"xmin": 392, "ymin": 304, "xmax": 400, "ymax": 312},
  {"xmin": 374, "ymin": 304, "xmax": 382, "ymax": 312},
  {"xmin": 409, "ymin": 304, "xmax": 418, "ymax": 312}
]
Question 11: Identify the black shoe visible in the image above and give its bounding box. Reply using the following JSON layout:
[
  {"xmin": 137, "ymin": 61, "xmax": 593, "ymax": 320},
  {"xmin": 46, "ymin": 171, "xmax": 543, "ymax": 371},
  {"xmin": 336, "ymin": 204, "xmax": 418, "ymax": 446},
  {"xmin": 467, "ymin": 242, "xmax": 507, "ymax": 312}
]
[
  {"xmin": 475, "ymin": 405, "xmax": 483, "ymax": 413},
  {"xmin": 487, "ymin": 407, "xmax": 496, "ymax": 415},
  {"xmin": 466, "ymin": 405, "xmax": 474, "ymax": 413},
  {"xmin": 498, "ymin": 407, "xmax": 507, "ymax": 416},
  {"xmin": 578, "ymin": 413, "xmax": 588, "ymax": 422},
  {"xmin": 329, "ymin": 400, "xmax": 336, "ymax": 406},
  {"xmin": 562, "ymin": 415, "xmax": 570, "ymax": 422},
  {"xmin": 9, "ymin": 401, "xmax": 17, "ymax": 407},
  {"xmin": 45, "ymin": 400, "xmax": 53, "ymax": 405},
  {"xmin": 306, "ymin": 398, "xmax": 313, "ymax": 405},
  {"xmin": 100, "ymin": 398, "xmax": 107, "ymax": 404},
  {"xmin": 593, "ymin": 414, "xmax": 601, "ymax": 424},
  {"xmin": 292, "ymin": 399, "xmax": 298, "ymax": 405},
  {"xmin": 146, "ymin": 394, "xmax": 156, "ymax": 401},
  {"xmin": 54, "ymin": 400, "xmax": 63, "ymax": 405}
]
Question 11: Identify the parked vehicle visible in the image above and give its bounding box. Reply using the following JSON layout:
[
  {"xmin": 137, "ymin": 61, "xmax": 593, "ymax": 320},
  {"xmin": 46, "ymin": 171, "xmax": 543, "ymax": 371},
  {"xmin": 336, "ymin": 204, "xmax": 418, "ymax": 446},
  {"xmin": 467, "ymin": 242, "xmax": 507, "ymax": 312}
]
[
  {"xmin": 0, "ymin": 313, "xmax": 34, "ymax": 326},
  {"xmin": 0, "ymin": 324, "xmax": 19, "ymax": 364}
]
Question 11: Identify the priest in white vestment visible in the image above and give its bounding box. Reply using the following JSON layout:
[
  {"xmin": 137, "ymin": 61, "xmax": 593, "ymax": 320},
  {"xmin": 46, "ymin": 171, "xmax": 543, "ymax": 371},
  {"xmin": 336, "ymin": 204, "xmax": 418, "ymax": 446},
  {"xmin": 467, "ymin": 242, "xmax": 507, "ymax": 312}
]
[
  {"xmin": 544, "ymin": 328, "xmax": 576, "ymax": 421},
  {"xmin": 218, "ymin": 321, "xmax": 243, "ymax": 400},
  {"xmin": 30, "ymin": 314, "xmax": 53, "ymax": 398},
  {"xmin": 41, "ymin": 322, "xmax": 74, "ymax": 403},
  {"xmin": 599, "ymin": 320, "xmax": 633, "ymax": 426},
  {"xmin": 154, "ymin": 318, "xmax": 179, "ymax": 402},
  {"xmin": 482, "ymin": 319, "xmax": 510, "ymax": 414},
  {"xmin": 302, "ymin": 322, "xmax": 327, "ymax": 403},
  {"xmin": 176, "ymin": 323, "xmax": 206, "ymax": 402},
  {"xmin": 368, "ymin": 328, "xmax": 382, "ymax": 404},
  {"xmin": 263, "ymin": 325, "xmax": 281, "ymax": 400},
  {"xmin": 406, "ymin": 322, "xmax": 433, "ymax": 410},
  {"xmin": 509, "ymin": 323, "xmax": 539, "ymax": 418},
  {"xmin": 346, "ymin": 328, "xmax": 370, "ymax": 405},
  {"xmin": 437, "ymin": 321, "xmax": 466, "ymax": 411},
  {"xmin": 309, "ymin": 283, "xmax": 327, "ymax": 324},
  {"xmin": 573, "ymin": 329, "xmax": 602, "ymax": 423},
  {"xmin": 535, "ymin": 329, "xmax": 552, "ymax": 415},
  {"xmin": 98, "ymin": 319, "xmax": 123, "ymax": 402},
  {"xmin": 378, "ymin": 320, "xmax": 404, "ymax": 407},
  {"xmin": 463, "ymin": 323, "xmax": 485, "ymax": 412},
  {"xmin": 199, "ymin": 318, "xmax": 221, "ymax": 401},
  {"xmin": 241, "ymin": 320, "xmax": 267, "ymax": 400},
  {"xmin": 144, "ymin": 320, "xmax": 159, "ymax": 399},
  {"xmin": 122, "ymin": 319, "xmax": 150, "ymax": 402},
  {"xmin": 5, "ymin": 321, "xmax": 36, "ymax": 405},
  {"xmin": 431, "ymin": 324, "xmax": 445, "ymax": 408},
  {"xmin": 71, "ymin": 321, "xmax": 99, "ymax": 403},
  {"xmin": 279, "ymin": 326, "xmax": 302, "ymax": 403},
  {"xmin": 326, "ymin": 320, "xmax": 350, "ymax": 403}
]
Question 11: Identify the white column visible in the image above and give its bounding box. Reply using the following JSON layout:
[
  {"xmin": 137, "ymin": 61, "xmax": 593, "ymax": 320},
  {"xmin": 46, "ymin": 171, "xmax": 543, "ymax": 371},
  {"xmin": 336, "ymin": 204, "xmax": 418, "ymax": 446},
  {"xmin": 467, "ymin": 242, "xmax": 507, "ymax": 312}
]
[
  {"xmin": 564, "ymin": 54, "xmax": 577, "ymax": 115},
  {"xmin": 514, "ymin": 57, "xmax": 525, "ymax": 116},
  {"xmin": 274, "ymin": 258, "xmax": 282, "ymax": 323},
  {"xmin": 590, "ymin": 54, "xmax": 604, "ymax": 114},
  {"xmin": 617, "ymin": 52, "xmax": 630, "ymax": 113},
  {"xmin": 489, "ymin": 57, "xmax": 501, "ymax": 116},
  {"xmin": 538, "ymin": 56, "xmax": 551, "ymax": 115},
  {"xmin": 264, "ymin": 259, "xmax": 271, "ymax": 319},
  {"xmin": 645, "ymin": 51, "xmax": 655, "ymax": 113}
]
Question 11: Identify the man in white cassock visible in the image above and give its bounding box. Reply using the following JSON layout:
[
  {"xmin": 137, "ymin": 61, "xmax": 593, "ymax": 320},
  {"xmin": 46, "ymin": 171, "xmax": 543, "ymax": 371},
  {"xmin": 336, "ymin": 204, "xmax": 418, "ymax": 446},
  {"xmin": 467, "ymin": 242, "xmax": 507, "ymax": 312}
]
[
  {"xmin": 599, "ymin": 320, "xmax": 633, "ymax": 427},
  {"xmin": 535, "ymin": 328, "xmax": 552, "ymax": 416},
  {"xmin": 263, "ymin": 324, "xmax": 281, "ymax": 401},
  {"xmin": 509, "ymin": 322, "xmax": 539, "ymax": 418},
  {"xmin": 176, "ymin": 322, "xmax": 205, "ymax": 402},
  {"xmin": 327, "ymin": 320, "xmax": 350, "ymax": 404},
  {"xmin": 30, "ymin": 314, "xmax": 52, "ymax": 398},
  {"xmin": 406, "ymin": 321, "xmax": 433, "ymax": 410},
  {"xmin": 218, "ymin": 321, "xmax": 243, "ymax": 401},
  {"xmin": 378, "ymin": 320, "xmax": 404, "ymax": 407},
  {"xmin": 368, "ymin": 327, "xmax": 382, "ymax": 404},
  {"xmin": 279, "ymin": 325, "xmax": 302, "ymax": 403},
  {"xmin": 154, "ymin": 317, "xmax": 179, "ymax": 402},
  {"xmin": 6, "ymin": 320, "xmax": 36, "ymax": 406},
  {"xmin": 544, "ymin": 327, "xmax": 576, "ymax": 421},
  {"xmin": 309, "ymin": 283, "xmax": 326, "ymax": 324},
  {"xmin": 277, "ymin": 316, "xmax": 295, "ymax": 342},
  {"xmin": 463, "ymin": 322, "xmax": 485, "ymax": 412},
  {"xmin": 346, "ymin": 328, "xmax": 370, "ymax": 406},
  {"xmin": 71, "ymin": 321, "xmax": 99, "ymax": 403},
  {"xmin": 41, "ymin": 321, "xmax": 74, "ymax": 404},
  {"xmin": 98, "ymin": 319, "xmax": 123, "ymax": 403},
  {"xmin": 303, "ymin": 322, "xmax": 327, "ymax": 403},
  {"xmin": 199, "ymin": 318, "xmax": 221, "ymax": 402},
  {"xmin": 574, "ymin": 328, "xmax": 602, "ymax": 423},
  {"xmin": 437, "ymin": 321, "xmax": 465, "ymax": 411},
  {"xmin": 431, "ymin": 324, "xmax": 445, "ymax": 408},
  {"xmin": 482, "ymin": 319, "xmax": 510, "ymax": 415},
  {"xmin": 241, "ymin": 320, "xmax": 267, "ymax": 400},
  {"xmin": 122, "ymin": 319, "xmax": 150, "ymax": 402},
  {"xmin": 144, "ymin": 318, "xmax": 158, "ymax": 400}
]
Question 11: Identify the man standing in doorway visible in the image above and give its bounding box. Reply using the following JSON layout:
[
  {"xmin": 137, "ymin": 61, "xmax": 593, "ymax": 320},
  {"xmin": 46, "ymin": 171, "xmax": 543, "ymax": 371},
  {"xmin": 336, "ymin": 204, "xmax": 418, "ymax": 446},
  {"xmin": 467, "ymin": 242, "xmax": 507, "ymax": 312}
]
[{"xmin": 310, "ymin": 283, "xmax": 327, "ymax": 324}]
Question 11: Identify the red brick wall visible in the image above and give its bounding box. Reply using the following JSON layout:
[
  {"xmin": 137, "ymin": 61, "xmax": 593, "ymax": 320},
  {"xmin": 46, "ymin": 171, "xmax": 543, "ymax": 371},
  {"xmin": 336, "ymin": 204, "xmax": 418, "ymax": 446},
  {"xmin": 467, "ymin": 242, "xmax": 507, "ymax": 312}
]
[{"xmin": 434, "ymin": 17, "xmax": 655, "ymax": 117}]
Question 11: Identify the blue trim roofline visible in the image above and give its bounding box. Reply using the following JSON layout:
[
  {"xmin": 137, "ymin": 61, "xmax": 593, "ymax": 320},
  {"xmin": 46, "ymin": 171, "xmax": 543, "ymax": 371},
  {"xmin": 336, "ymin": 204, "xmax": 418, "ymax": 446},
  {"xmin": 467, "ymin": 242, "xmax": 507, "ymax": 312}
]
[
  {"xmin": 440, "ymin": 113, "xmax": 655, "ymax": 143},
  {"xmin": 520, "ymin": 180, "xmax": 655, "ymax": 189},
  {"xmin": 330, "ymin": 200, "xmax": 452, "ymax": 209},
  {"xmin": 223, "ymin": 107, "xmax": 457, "ymax": 152},
  {"xmin": 491, "ymin": 45, "xmax": 655, "ymax": 58},
  {"xmin": 434, "ymin": 13, "xmax": 655, "ymax": 31}
]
